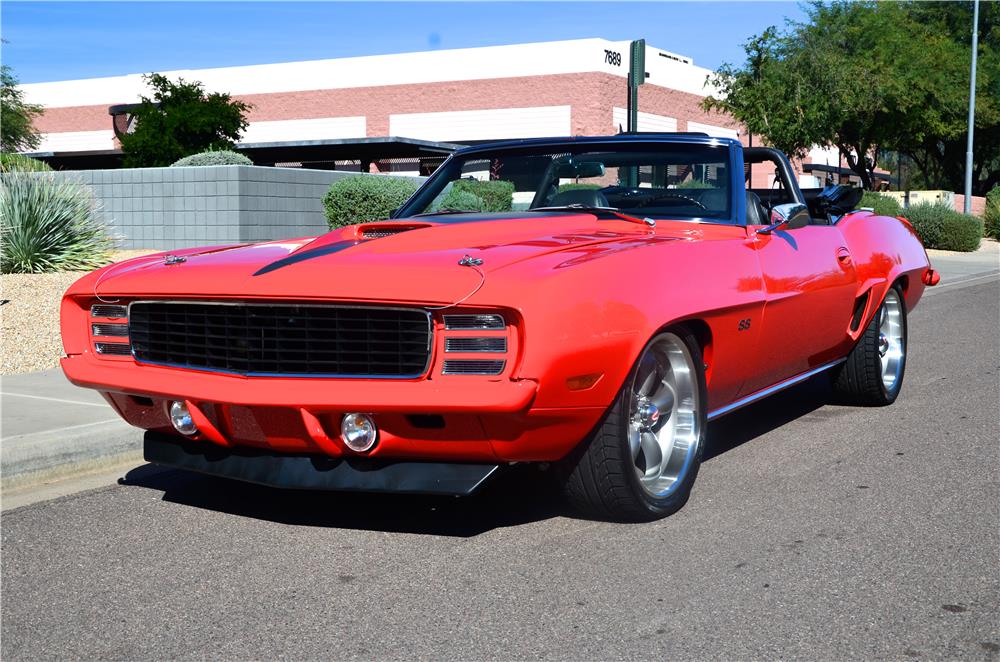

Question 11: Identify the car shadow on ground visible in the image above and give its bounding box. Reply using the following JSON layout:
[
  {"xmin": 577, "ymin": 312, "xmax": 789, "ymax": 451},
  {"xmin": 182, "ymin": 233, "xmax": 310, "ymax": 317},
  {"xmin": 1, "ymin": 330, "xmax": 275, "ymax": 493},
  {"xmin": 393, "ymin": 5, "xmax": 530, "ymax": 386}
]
[
  {"xmin": 123, "ymin": 375, "xmax": 836, "ymax": 536},
  {"xmin": 704, "ymin": 374, "xmax": 834, "ymax": 462}
]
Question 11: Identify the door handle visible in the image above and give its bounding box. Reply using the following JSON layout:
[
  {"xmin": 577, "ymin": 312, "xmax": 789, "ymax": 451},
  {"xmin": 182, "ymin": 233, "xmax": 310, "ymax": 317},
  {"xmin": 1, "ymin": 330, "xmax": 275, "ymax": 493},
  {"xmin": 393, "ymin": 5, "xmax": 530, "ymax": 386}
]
[{"xmin": 836, "ymin": 247, "xmax": 853, "ymax": 267}]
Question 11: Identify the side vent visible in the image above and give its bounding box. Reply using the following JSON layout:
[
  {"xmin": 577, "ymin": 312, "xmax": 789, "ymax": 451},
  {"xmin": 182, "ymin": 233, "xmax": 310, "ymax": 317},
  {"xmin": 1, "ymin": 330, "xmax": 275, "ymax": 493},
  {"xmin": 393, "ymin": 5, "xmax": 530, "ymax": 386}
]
[{"xmin": 850, "ymin": 290, "xmax": 871, "ymax": 333}]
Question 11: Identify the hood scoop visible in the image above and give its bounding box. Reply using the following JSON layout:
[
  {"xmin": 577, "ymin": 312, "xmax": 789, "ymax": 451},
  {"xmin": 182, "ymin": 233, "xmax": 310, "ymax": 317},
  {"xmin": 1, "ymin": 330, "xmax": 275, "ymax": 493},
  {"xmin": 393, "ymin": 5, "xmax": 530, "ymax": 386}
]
[{"xmin": 357, "ymin": 223, "xmax": 430, "ymax": 240}]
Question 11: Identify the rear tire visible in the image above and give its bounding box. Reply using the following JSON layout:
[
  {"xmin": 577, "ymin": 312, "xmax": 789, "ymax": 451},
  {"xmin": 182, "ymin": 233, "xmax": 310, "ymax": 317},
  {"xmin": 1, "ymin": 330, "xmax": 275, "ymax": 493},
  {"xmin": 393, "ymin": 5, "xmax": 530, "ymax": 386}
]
[
  {"xmin": 832, "ymin": 284, "xmax": 907, "ymax": 406},
  {"xmin": 560, "ymin": 329, "xmax": 707, "ymax": 522}
]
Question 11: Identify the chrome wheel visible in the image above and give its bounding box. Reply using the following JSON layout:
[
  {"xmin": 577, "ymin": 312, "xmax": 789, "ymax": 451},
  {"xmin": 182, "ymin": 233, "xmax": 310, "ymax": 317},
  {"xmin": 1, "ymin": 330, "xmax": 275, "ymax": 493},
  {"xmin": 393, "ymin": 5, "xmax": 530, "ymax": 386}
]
[
  {"xmin": 628, "ymin": 333, "xmax": 701, "ymax": 497},
  {"xmin": 878, "ymin": 289, "xmax": 905, "ymax": 392}
]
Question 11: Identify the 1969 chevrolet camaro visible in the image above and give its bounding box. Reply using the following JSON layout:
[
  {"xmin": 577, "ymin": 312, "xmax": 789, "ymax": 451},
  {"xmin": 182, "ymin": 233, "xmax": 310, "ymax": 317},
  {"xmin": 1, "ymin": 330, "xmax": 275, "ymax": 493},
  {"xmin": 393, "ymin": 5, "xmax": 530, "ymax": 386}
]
[{"xmin": 60, "ymin": 134, "xmax": 939, "ymax": 521}]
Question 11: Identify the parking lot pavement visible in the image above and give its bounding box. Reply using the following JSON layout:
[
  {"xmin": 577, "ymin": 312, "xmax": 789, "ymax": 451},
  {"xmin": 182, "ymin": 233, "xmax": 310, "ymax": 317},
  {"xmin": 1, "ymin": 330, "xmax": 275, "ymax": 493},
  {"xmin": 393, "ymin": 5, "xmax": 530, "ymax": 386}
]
[{"xmin": 2, "ymin": 278, "xmax": 997, "ymax": 660}]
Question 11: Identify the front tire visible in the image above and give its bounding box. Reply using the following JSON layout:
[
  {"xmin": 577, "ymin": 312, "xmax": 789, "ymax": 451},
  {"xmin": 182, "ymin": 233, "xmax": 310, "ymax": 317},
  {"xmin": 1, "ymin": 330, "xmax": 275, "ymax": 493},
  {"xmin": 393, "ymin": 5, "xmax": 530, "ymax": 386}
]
[
  {"xmin": 832, "ymin": 284, "xmax": 908, "ymax": 406},
  {"xmin": 560, "ymin": 329, "xmax": 707, "ymax": 522}
]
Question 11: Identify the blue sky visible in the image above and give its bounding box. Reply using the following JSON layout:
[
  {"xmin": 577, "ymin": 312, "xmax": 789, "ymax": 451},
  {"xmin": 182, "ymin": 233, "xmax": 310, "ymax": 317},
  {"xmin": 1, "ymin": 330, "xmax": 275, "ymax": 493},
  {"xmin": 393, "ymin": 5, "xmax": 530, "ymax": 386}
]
[{"xmin": 2, "ymin": 1, "xmax": 807, "ymax": 84}]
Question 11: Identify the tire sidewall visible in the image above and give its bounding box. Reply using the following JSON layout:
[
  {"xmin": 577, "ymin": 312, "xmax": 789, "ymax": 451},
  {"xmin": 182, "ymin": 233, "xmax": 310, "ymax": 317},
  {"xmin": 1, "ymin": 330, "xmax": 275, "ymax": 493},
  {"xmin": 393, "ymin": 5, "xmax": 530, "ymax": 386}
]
[
  {"xmin": 620, "ymin": 328, "xmax": 708, "ymax": 518},
  {"xmin": 878, "ymin": 285, "xmax": 908, "ymax": 403}
]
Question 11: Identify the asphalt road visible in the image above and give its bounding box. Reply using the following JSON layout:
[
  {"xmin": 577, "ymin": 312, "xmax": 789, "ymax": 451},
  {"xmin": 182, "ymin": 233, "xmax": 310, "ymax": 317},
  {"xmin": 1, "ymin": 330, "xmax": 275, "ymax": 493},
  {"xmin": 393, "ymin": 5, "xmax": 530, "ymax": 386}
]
[{"xmin": 3, "ymin": 277, "xmax": 998, "ymax": 661}]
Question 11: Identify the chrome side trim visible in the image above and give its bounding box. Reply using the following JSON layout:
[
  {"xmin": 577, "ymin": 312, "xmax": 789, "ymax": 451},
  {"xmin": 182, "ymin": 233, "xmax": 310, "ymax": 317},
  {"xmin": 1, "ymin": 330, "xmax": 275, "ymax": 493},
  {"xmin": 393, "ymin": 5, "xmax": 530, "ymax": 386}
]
[{"xmin": 707, "ymin": 359, "xmax": 846, "ymax": 421}]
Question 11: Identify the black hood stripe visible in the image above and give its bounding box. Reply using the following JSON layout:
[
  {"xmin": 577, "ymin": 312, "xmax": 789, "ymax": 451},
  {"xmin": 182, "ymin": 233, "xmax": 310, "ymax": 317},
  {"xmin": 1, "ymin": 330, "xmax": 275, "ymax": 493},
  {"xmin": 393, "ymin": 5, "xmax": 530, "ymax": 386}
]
[{"xmin": 252, "ymin": 240, "xmax": 360, "ymax": 276}]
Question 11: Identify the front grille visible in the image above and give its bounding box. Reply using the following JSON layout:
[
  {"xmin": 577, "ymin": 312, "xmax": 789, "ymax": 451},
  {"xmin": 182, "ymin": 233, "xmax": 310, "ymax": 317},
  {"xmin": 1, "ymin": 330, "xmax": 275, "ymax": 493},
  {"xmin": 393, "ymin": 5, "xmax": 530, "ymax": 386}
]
[
  {"xmin": 445, "ymin": 337, "xmax": 507, "ymax": 353},
  {"xmin": 91, "ymin": 304, "xmax": 127, "ymax": 318},
  {"xmin": 95, "ymin": 342, "xmax": 132, "ymax": 356},
  {"xmin": 442, "ymin": 360, "xmax": 506, "ymax": 375},
  {"xmin": 443, "ymin": 314, "xmax": 505, "ymax": 330},
  {"xmin": 128, "ymin": 302, "xmax": 431, "ymax": 378},
  {"xmin": 92, "ymin": 323, "xmax": 129, "ymax": 337}
]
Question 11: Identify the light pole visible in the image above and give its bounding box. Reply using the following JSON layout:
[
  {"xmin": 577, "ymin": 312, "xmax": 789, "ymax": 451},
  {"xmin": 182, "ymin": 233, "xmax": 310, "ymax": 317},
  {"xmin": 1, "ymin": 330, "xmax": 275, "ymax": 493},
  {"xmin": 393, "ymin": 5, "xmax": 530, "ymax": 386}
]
[{"xmin": 964, "ymin": 0, "xmax": 980, "ymax": 213}]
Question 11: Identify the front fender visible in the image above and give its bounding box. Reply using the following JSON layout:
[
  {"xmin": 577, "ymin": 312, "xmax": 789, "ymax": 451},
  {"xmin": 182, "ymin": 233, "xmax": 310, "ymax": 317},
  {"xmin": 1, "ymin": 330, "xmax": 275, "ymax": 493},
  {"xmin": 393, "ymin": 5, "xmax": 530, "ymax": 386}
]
[{"xmin": 474, "ymin": 227, "xmax": 765, "ymax": 411}]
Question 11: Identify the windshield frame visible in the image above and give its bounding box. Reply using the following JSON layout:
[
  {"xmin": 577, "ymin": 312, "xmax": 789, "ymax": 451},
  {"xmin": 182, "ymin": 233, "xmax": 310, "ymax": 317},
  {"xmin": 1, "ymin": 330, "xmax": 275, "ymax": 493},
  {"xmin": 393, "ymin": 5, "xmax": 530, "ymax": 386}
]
[{"xmin": 393, "ymin": 135, "xmax": 748, "ymax": 226}]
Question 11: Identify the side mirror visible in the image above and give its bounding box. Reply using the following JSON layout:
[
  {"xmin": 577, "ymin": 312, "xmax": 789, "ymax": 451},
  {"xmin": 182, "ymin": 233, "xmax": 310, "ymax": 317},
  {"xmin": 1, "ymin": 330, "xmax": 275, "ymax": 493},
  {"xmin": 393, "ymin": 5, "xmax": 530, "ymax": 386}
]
[{"xmin": 757, "ymin": 202, "xmax": 810, "ymax": 234}]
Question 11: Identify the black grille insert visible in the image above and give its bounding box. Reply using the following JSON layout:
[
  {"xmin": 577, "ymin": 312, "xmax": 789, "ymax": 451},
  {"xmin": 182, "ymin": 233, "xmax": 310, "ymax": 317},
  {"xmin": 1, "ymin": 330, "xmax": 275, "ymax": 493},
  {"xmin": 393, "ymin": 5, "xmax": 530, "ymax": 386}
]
[{"xmin": 129, "ymin": 302, "xmax": 431, "ymax": 377}]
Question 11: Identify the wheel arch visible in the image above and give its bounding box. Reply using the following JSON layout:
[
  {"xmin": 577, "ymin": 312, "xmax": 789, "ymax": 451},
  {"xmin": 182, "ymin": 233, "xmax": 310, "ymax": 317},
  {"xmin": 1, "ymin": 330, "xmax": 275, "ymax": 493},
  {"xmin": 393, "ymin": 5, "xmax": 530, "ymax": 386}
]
[{"xmin": 663, "ymin": 317, "xmax": 713, "ymax": 383}]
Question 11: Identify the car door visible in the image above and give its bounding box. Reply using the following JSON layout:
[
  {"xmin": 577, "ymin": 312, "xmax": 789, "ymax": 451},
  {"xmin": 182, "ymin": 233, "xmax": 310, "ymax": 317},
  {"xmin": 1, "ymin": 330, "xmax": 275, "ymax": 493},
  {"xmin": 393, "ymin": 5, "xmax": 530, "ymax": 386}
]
[{"xmin": 742, "ymin": 221, "xmax": 859, "ymax": 394}]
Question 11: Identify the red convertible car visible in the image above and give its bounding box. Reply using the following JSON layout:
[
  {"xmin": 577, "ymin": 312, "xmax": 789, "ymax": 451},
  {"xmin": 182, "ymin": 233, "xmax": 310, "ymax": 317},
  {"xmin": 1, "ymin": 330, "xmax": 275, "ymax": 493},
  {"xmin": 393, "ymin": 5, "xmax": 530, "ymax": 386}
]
[{"xmin": 61, "ymin": 134, "xmax": 938, "ymax": 521}]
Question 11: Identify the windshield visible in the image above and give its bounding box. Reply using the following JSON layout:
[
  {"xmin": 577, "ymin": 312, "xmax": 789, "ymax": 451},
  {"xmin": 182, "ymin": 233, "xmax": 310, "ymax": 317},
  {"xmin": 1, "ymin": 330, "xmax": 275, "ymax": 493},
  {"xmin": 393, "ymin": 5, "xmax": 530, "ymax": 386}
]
[{"xmin": 397, "ymin": 141, "xmax": 733, "ymax": 222}]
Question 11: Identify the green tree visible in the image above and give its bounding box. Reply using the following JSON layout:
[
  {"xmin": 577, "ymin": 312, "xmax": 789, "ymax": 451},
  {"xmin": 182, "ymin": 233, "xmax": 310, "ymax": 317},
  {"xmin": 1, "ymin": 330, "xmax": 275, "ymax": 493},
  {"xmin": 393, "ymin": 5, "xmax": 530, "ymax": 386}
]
[
  {"xmin": 1, "ymin": 64, "xmax": 44, "ymax": 152},
  {"xmin": 899, "ymin": 1, "xmax": 1000, "ymax": 194},
  {"xmin": 704, "ymin": 1, "xmax": 999, "ymax": 194},
  {"xmin": 119, "ymin": 73, "xmax": 251, "ymax": 167}
]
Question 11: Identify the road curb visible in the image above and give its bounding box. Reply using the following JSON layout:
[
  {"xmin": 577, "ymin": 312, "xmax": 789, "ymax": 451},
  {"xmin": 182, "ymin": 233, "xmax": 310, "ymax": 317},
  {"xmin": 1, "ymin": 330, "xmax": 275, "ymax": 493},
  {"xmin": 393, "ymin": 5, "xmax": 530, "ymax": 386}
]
[{"xmin": 1, "ymin": 420, "xmax": 142, "ymax": 492}]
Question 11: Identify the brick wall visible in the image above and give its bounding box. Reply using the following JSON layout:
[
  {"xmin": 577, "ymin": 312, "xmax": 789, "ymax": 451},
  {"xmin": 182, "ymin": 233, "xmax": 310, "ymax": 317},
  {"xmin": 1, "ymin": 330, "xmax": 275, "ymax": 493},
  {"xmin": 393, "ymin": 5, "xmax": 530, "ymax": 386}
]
[
  {"xmin": 33, "ymin": 72, "xmax": 745, "ymax": 141},
  {"xmin": 954, "ymin": 194, "xmax": 987, "ymax": 217},
  {"xmin": 44, "ymin": 167, "xmax": 422, "ymax": 250}
]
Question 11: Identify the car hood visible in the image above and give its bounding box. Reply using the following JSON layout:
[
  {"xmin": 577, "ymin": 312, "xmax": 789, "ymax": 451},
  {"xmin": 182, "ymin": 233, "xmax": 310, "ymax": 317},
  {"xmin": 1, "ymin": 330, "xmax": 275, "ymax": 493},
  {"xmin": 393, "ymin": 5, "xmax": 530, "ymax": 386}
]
[{"xmin": 87, "ymin": 212, "xmax": 694, "ymax": 304}]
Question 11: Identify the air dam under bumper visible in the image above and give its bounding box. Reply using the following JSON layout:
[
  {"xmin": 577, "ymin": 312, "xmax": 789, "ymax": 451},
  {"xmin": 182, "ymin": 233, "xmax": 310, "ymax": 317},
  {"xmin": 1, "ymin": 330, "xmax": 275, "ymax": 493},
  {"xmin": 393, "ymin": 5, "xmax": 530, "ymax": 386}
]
[{"xmin": 144, "ymin": 431, "xmax": 501, "ymax": 496}]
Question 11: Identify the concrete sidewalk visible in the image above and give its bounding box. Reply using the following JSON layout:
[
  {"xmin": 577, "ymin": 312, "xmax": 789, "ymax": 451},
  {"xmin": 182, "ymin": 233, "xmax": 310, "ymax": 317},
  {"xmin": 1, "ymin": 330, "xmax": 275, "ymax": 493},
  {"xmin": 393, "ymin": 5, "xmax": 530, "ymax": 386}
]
[
  {"xmin": 927, "ymin": 239, "xmax": 999, "ymax": 281},
  {"xmin": 1, "ymin": 369, "xmax": 140, "ymax": 491},
  {"xmin": 0, "ymin": 241, "xmax": 995, "ymax": 494}
]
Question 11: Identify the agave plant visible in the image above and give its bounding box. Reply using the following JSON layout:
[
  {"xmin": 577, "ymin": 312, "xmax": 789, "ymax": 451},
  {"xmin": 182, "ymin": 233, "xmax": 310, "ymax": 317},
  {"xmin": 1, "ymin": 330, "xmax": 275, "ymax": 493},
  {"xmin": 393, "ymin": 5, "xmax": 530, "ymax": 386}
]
[
  {"xmin": 0, "ymin": 172, "xmax": 115, "ymax": 273},
  {"xmin": 0, "ymin": 152, "xmax": 52, "ymax": 172}
]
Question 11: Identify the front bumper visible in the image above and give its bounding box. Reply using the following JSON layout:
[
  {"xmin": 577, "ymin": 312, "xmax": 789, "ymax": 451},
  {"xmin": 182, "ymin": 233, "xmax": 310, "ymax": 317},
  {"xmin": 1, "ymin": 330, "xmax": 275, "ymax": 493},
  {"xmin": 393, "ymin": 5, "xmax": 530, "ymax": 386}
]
[
  {"xmin": 145, "ymin": 431, "xmax": 500, "ymax": 495},
  {"xmin": 61, "ymin": 355, "xmax": 538, "ymax": 413},
  {"xmin": 62, "ymin": 354, "xmax": 604, "ymax": 463}
]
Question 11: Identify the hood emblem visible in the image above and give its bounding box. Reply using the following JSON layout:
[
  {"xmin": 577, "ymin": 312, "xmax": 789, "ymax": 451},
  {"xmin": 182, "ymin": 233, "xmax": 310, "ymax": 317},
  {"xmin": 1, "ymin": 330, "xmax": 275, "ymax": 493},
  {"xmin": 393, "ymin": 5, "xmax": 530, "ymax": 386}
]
[
  {"xmin": 163, "ymin": 254, "xmax": 187, "ymax": 265},
  {"xmin": 458, "ymin": 255, "xmax": 483, "ymax": 267}
]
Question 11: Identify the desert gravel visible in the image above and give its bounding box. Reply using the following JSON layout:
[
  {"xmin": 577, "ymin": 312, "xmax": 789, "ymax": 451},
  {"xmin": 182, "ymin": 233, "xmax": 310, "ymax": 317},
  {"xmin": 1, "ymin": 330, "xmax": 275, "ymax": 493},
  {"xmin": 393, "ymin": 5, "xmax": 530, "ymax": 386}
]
[{"xmin": 0, "ymin": 251, "xmax": 156, "ymax": 375}]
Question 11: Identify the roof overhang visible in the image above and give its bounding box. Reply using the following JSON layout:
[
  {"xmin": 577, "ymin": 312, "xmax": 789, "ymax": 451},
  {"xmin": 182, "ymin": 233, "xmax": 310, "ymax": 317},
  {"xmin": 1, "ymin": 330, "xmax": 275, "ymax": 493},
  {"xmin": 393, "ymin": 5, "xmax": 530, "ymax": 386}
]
[
  {"xmin": 802, "ymin": 162, "xmax": 891, "ymax": 182},
  {"xmin": 24, "ymin": 136, "xmax": 462, "ymax": 170}
]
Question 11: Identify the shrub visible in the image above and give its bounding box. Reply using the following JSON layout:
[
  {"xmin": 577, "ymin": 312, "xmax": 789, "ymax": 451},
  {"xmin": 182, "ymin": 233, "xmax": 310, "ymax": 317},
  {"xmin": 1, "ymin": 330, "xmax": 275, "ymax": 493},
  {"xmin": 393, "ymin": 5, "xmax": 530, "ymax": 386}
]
[
  {"xmin": 0, "ymin": 152, "xmax": 52, "ymax": 172},
  {"xmin": 557, "ymin": 183, "xmax": 601, "ymax": 193},
  {"xmin": 984, "ymin": 187, "xmax": 1000, "ymax": 241},
  {"xmin": 322, "ymin": 175, "xmax": 419, "ymax": 228},
  {"xmin": 902, "ymin": 202, "xmax": 983, "ymax": 252},
  {"xmin": 0, "ymin": 172, "xmax": 115, "ymax": 273},
  {"xmin": 674, "ymin": 179, "xmax": 714, "ymax": 190},
  {"xmin": 859, "ymin": 191, "xmax": 902, "ymax": 217},
  {"xmin": 449, "ymin": 179, "xmax": 514, "ymax": 212},
  {"xmin": 436, "ymin": 189, "xmax": 485, "ymax": 212},
  {"xmin": 171, "ymin": 150, "xmax": 252, "ymax": 167}
]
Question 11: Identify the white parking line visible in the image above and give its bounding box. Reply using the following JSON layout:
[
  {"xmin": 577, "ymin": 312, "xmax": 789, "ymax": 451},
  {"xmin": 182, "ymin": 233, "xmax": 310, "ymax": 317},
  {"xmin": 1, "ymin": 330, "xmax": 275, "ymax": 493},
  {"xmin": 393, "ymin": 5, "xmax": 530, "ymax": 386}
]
[
  {"xmin": 2, "ymin": 418, "xmax": 125, "ymax": 445},
  {"xmin": 0, "ymin": 392, "xmax": 109, "ymax": 408}
]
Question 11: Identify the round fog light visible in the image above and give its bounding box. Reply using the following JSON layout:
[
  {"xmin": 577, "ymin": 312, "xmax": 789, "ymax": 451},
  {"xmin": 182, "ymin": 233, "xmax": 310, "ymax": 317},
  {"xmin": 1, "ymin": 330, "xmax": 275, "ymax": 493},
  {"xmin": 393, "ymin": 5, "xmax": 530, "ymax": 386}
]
[
  {"xmin": 169, "ymin": 401, "xmax": 198, "ymax": 436},
  {"xmin": 341, "ymin": 413, "xmax": 377, "ymax": 452}
]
